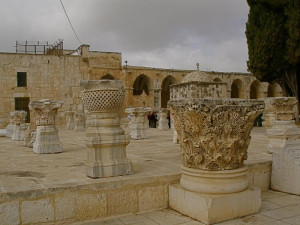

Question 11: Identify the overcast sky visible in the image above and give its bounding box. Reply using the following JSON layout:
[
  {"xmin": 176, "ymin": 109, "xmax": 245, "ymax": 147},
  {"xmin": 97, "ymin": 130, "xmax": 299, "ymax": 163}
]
[{"xmin": 0, "ymin": 0, "xmax": 250, "ymax": 72}]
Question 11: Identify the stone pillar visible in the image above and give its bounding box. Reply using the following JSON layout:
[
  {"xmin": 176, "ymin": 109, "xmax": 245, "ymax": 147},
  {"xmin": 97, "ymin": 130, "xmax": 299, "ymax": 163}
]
[
  {"xmin": 120, "ymin": 117, "xmax": 130, "ymax": 136},
  {"xmin": 29, "ymin": 99, "xmax": 63, "ymax": 154},
  {"xmin": 74, "ymin": 112, "xmax": 85, "ymax": 131},
  {"xmin": 65, "ymin": 111, "xmax": 75, "ymax": 130},
  {"xmin": 158, "ymin": 108, "xmax": 169, "ymax": 130},
  {"xmin": 125, "ymin": 107, "xmax": 151, "ymax": 140},
  {"xmin": 11, "ymin": 110, "xmax": 27, "ymax": 141},
  {"xmin": 265, "ymin": 97, "xmax": 300, "ymax": 153},
  {"xmin": 81, "ymin": 80, "xmax": 132, "ymax": 178},
  {"xmin": 169, "ymin": 98, "xmax": 264, "ymax": 224},
  {"xmin": 171, "ymin": 115, "xmax": 178, "ymax": 144},
  {"xmin": 263, "ymin": 97, "xmax": 300, "ymax": 195},
  {"xmin": 6, "ymin": 113, "xmax": 14, "ymax": 138}
]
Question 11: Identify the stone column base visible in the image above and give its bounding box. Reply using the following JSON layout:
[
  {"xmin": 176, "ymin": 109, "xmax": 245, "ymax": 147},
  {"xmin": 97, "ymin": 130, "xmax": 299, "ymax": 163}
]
[
  {"xmin": 169, "ymin": 184, "xmax": 261, "ymax": 225},
  {"xmin": 33, "ymin": 126, "xmax": 62, "ymax": 154},
  {"xmin": 86, "ymin": 159, "xmax": 132, "ymax": 178},
  {"xmin": 12, "ymin": 124, "xmax": 26, "ymax": 141}
]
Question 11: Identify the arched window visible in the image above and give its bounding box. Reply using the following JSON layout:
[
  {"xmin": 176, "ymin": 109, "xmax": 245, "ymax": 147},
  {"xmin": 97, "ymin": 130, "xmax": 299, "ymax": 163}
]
[
  {"xmin": 250, "ymin": 80, "xmax": 263, "ymax": 99},
  {"xmin": 133, "ymin": 74, "xmax": 150, "ymax": 96},
  {"xmin": 231, "ymin": 79, "xmax": 245, "ymax": 98},
  {"xmin": 161, "ymin": 75, "xmax": 177, "ymax": 108},
  {"xmin": 101, "ymin": 74, "xmax": 115, "ymax": 80},
  {"xmin": 267, "ymin": 82, "xmax": 282, "ymax": 97}
]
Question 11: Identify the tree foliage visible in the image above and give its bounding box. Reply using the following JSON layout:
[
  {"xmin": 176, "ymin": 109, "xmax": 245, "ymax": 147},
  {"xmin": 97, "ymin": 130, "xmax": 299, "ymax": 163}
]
[{"xmin": 246, "ymin": 0, "xmax": 300, "ymax": 97}]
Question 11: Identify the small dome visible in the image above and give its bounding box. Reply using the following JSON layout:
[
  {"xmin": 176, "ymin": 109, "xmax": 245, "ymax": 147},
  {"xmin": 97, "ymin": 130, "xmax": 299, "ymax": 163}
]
[{"xmin": 182, "ymin": 70, "xmax": 212, "ymax": 83}]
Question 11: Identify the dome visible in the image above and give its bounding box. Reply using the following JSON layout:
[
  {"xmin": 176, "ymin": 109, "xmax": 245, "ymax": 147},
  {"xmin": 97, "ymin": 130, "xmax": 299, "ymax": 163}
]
[{"xmin": 182, "ymin": 70, "xmax": 212, "ymax": 83}]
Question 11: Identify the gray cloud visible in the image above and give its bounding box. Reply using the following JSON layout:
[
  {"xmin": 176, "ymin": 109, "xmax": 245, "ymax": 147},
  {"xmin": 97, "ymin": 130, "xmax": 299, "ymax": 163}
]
[{"xmin": 0, "ymin": 0, "xmax": 249, "ymax": 72}]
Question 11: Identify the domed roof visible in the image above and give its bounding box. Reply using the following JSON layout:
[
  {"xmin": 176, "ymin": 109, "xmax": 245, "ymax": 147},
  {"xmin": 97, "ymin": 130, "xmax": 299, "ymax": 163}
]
[
  {"xmin": 182, "ymin": 64, "xmax": 212, "ymax": 83},
  {"xmin": 182, "ymin": 70, "xmax": 212, "ymax": 83}
]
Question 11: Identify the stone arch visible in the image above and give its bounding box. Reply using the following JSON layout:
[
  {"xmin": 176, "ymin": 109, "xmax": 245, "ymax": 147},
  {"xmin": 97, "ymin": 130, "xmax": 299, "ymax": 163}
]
[
  {"xmin": 133, "ymin": 74, "xmax": 150, "ymax": 96},
  {"xmin": 101, "ymin": 74, "xmax": 115, "ymax": 80},
  {"xmin": 267, "ymin": 82, "xmax": 282, "ymax": 97},
  {"xmin": 161, "ymin": 75, "xmax": 177, "ymax": 108},
  {"xmin": 250, "ymin": 80, "xmax": 264, "ymax": 99},
  {"xmin": 213, "ymin": 78, "xmax": 223, "ymax": 82},
  {"xmin": 231, "ymin": 79, "xmax": 245, "ymax": 98}
]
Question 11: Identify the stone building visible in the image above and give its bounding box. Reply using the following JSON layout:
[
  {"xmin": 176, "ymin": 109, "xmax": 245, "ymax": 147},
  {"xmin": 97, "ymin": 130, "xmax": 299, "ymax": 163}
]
[{"xmin": 0, "ymin": 44, "xmax": 283, "ymax": 126}]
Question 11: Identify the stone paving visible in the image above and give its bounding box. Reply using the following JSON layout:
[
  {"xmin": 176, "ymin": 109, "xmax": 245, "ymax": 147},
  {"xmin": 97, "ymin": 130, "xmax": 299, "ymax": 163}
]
[
  {"xmin": 74, "ymin": 190, "xmax": 300, "ymax": 225},
  {"xmin": 0, "ymin": 127, "xmax": 270, "ymax": 194}
]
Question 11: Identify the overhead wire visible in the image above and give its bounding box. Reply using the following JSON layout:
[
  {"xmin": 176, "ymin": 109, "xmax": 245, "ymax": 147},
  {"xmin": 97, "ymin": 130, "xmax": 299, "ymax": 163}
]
[{"xmin": 59, "ymin": 0, "xmax": 83, "ymax": 45}]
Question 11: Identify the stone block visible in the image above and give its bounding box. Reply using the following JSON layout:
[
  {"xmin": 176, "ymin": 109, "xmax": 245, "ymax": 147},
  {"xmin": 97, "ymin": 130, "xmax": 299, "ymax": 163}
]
[
  {"xmin": 271, "ymin": 147, "xmax": 300, "ymax": 195},
  {"xmin": 138, "ymin": 186, "xmax": 166, "ymax": 212},
  {"xmin": 169, "ymin": 184, "xmax": 261, "ymax": 225},
  {"xmin": 107, "ymin": 190, "xmax": 137, "ymax": 216},
  {"xmin": 21, "ymin": 198, "xmax": 54, "ymax": 224},
  {"xmin": 55, "ymin": 195, "xmax": 76, "ymax": 220},
  {"xmin": 76, "ymin": 193, "xmax": 107, "ymax": 220},
  {"xmin": 0, "ymin": 201, "xmax": 19, "ymax": 225}
]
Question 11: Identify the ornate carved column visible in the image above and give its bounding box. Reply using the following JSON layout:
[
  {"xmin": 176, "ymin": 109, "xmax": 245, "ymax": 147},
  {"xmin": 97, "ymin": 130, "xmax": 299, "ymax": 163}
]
[
  {"xmin": 158, "ymin": 108, "xmax": 169, "ymax": 130},
  {"xmin": 125, "ymin": 107, "xmax": 151, "ymax": 139},
  {"xmin": 265, "ymin": 97, "xmax": 300, "ymax": 153},
  {"xmin": 6, "ymin": 113, "xmax": 14, "ymax": 138},
  {"xmin": 171, "ymin": 115, "xmax": 178, "ymax": 144},
  {"xmin": 169, "ymin": 98, "xmax": 264, "ymax": 224},
  {"xmin": 264, "ymin": 97, "xmax": 300, "ymax": 195},
  {"xmin": 29, "ymin": 99, "xmax": 63, "ymax": 154},
  {"xmin": 81, "ymin": 80, "xmax": 132, "ymax": 178},
  {"xmin": 74, "ymin": 112, "xmax": 85, "ymax": 131},
  {"xmin": 65, "ymin": 111, "xmax": 75, "ymax": 130},
  {"xmin": 11, "ymin": 110, "xmax": 27, "ymax": 141}
]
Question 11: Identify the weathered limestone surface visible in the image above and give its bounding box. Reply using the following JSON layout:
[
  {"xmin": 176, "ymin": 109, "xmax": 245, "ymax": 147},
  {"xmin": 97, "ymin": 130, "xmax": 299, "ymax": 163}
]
[
  {"xmin": 74, "ymin": 112, "xmax": 85, "ymax": 131},
  {"xmin": 81, "ymin": 80, "xmax": 132, "ymax": 178},
  {"xmin": 23, "ymin": 124, "xmax": 36, "ymax": 148},
  {"xmin": 11, "ymin": 110, "xmax": 27, "ymax": 141},
  {"xmin": 29, "ymin": 99, "xmax": 63, "ymax": 154},
  {"xmin": 265, "ymin": 97, "xmax": 300, "ymax": 195},
  {"xmin": 265, "ymin": 97, "xmax": 300, "ymax": 153},
  {"xmin": 120, "ymin": 117, "xmax": 130, "ymax": 135},
  {"xmin": 168, "ymin": 71, "xmax": 264, "ymax": 224},
  {"xmin": 65, "ymin": 111, "xmax": 75, "ymax": 130},
  {"xmin": 6, "ymin": 112, "xmax": 14, "ymax": 138},
  {"xmin": 158, "ymin": 108, "xmax": 169, "ymax": 130},
  {"xmin": 171, "ymin": 115, "xmax": 178, "ymax": 144},
  {"xmin": 125, "ymin": 107, "xmax": 151, "ymax": 139}
]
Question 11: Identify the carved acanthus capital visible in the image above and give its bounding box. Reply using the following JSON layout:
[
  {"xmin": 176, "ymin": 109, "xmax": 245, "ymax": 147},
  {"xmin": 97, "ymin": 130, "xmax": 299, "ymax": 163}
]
[
  {"xmin": 11, "ymin": 111, "xmax": 27, "ymax": 125},
  {"xmin": 265, "ymin": 97, "xmax": 297, "ymax": 121},
  {"xmin": 29, "ymin": 99, "xmax": 63, "ymax": 126},
  {"xmin": 168, "ymin": 98, "xmax": 264, "ymax": 171},
  {"xmin": 80, "ymin": 80, "xmax": 125, "ymax": 113},
  {"xmin": 125, "ymin": 107, "xmax": 151, "ymax": 124}
]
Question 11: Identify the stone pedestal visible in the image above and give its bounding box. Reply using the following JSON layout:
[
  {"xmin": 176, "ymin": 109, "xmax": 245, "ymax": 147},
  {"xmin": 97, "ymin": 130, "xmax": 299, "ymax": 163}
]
[
  {"xmin": 11, "ymin": 111, "xmax": 27, "ymax": 141},
  {"xmin": 65, "ymin": 111, "xmax": 75, "ymax": 130},
  {"xmin": 158, "ymin": 108, "xmax": 169, "ymax": 130},
  {"xmin": 125, "ymin": 107, "xmax": 151, "ymax": 140},
  {"xmin": 29, "ymin": 99, "xmax": 63, "ymax": 154},
  {"xmin": 169, "ymin": 97, "xmax": 264, "ymax": 225},
  {"xmin": 74, "ymin": 112, "xmax": 85, "ymax": 131},
  {"xmin": 81, "ymin": 80, "xmax": 132, "ymax": 178},
  {"xmin": 120, "ymin": 117, "xmax": 130, "ymax": 136},
  {"xmin": 265, "ymin": 97, "xmax": 299, "ymax": 153},
  {"xmin": 6, "ymin": 112, "xmax": 14, "ymax": 138},
  {"xmin": 264, "ymin": 97, "xmax": 300, "ymax": 195}
]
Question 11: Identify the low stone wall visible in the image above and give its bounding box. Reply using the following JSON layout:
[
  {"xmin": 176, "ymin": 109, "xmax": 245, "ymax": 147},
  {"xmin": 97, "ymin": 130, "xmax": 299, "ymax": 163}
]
[{"xmin": 0, "ymin": 161, "xmax": 271, "ymax": 225}]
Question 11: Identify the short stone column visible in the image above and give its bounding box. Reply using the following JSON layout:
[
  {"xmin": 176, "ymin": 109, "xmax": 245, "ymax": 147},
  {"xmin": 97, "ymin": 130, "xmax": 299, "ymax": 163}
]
[
  {"xmin": 158, "ymin": 108, "xmax": 169, "ymax": 130},
  {"xmin": 81, "ymin": 80, "xmax": 132, "ymax": 178},
  {"xmin": 74, "ymin": 112, "xmax": 85, "ymax": 131},
  {"xmin": 264, "ymin": 97, "xmax": 300, "ymax": 195},
  {"xmin": 169, "ymin": 98, "xmax": 264, "ymax": 224},
  {"xmin": 65, "ymin": 111, "xmax": 75, "ymax": 130},
  {"xmin": 171, "ymin": 115, "xmax": 178, "ymax": 144},
  {"xmin": 6, "ymin": 113, "xmax": 14, "ymax": 138},
  {"xmin": 125, "ymin": 107, "xmax": 151, "ymax": 139},
  {"xmin": 11, "ymin": 110, "xmax": 27, "ymax": 141},
  {"xmin": 265, "ymin": 97, "xmax": 300, "ymax": 153},
  {"xmin": 29, "ymin": 99, "xmax": 63, "ymax": 154}
]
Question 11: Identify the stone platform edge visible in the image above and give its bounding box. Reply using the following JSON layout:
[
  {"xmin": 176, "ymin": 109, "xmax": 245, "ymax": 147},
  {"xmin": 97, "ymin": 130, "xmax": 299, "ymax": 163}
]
[{"xmin": 0, "ymin": 160, "xmax": 271, "ymax": 225}]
